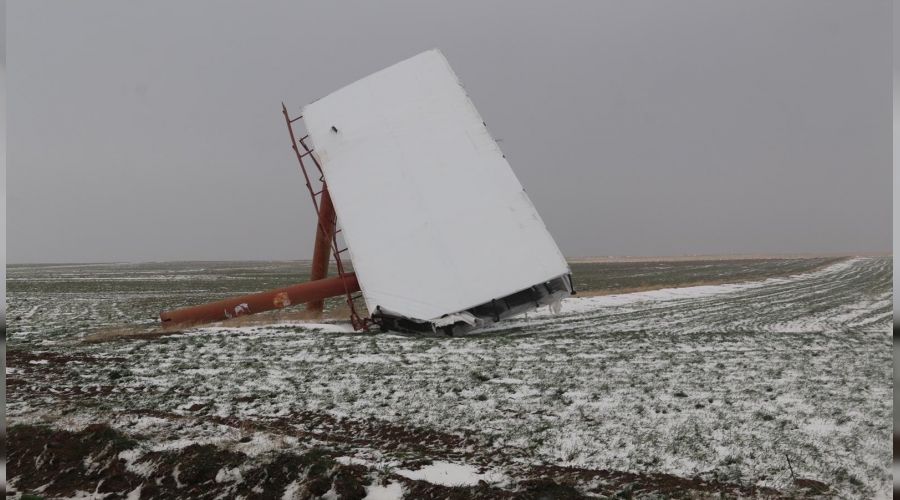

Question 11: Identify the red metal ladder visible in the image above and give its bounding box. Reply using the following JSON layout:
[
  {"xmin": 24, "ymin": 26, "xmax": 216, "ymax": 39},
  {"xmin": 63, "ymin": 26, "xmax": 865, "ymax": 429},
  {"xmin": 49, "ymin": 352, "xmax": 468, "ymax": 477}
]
[{"xmin": 281, "ymin": 104, "xmax": 371, "ymax": 331}]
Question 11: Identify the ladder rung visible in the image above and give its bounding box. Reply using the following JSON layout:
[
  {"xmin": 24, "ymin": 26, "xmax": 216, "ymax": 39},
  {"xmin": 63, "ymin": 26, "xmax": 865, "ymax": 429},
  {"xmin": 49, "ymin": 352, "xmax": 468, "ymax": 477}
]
[
  {"xmin": 337, "ymin": 248, "xmax": 349, "ymax": 254},
  {"xmin": 289, "ymin": 115, "xmax": 303, "ymax": 123}
]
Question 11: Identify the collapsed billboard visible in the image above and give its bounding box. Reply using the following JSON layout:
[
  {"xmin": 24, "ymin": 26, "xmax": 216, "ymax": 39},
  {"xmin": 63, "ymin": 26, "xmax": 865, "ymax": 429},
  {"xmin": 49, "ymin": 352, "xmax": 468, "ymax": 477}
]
[{"xmin": 302, "ymin": 49, "xmax": 573, "ymax": 333}]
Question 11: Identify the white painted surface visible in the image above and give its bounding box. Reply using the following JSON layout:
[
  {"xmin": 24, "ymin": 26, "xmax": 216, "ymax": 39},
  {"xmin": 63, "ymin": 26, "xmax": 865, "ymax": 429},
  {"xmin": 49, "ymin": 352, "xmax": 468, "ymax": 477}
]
[{"xmin": 303, "ymin": 49, "xmax": 569, "ymax": 321}]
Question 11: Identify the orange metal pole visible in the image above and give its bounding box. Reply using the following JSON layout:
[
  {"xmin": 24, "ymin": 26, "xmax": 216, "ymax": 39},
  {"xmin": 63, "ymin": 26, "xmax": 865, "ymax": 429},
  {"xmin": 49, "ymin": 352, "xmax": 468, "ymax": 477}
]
[
  {"xmin": 159, "ymin": 273, "xmax": 359, "ymax": 327},
  {"xmin": 307, "ymin": 187, "xmax": 336, "ymax": 314}
]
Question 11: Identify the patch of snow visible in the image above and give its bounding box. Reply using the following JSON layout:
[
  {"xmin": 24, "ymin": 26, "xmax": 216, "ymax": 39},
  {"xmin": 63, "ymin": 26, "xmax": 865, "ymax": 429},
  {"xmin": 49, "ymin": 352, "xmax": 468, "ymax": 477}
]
[
  {"xmin": 188, "ymin": 321, "xmax": 355, "ymax": 337},
  {"xmin": 282, "ymin": 480, "xmax": 302, "ymax": 500},
  {"xmin": 335, "ymin": 456, "xmax": 375, "ymax": 467},
  {"xmin": 233, "ymin": 433, "xmax": 288, "ymax": 458},
  {"xmin": 802, "ymin": 418, "xmax": 839, "ymax": 436},
  {"xmin": 489, "ymin": 378, "xmax": 524, "ymax": 384},
  {"xmin": 395, "ymin": 461, "xmax": 506, "ymax": 486},
  {"xmin": 125, "ymin": 485, "xmax": 142, "ymax": 500},
  {"xmin": 364, "ymin": 481, "xmax": 405, "ymax": 500},
  {"xmin": 119, "ymin": 449, "xmax": 155, "ymax": 477},
  {"xmin": 215, "ymin": 466, "xmax": 242, "ymax": 483},
  {"xmin": 432, "ymin": 312, "xmax": 478, "ymax": 327},
  {"xmin": 23, "ymin": 304, "xmax": 42, "ymax": 319},
  {"xmin": 346, "ymin": 354, "xmax": 396, "ymax": 364},
  {"xmin": 535, "ymin": 258, "xmax": 864, "ymax": 317},
  {"xmin": 172, "ymin": 463, "xmax": 184, "ymax": 489},
  {"xmin": 322, "ymin": 485, "xmax": 340, "ymax": 500},
  {"xmin": 63, "ymin": 491, "xmax": 111, "ymax": 499}
]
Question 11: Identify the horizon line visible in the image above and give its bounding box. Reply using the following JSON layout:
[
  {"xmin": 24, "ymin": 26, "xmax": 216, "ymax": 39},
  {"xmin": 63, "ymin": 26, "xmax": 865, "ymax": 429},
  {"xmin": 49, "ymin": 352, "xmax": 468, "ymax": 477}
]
[{"xmin": 6, "ymin": 251, "xmax": 892, "ymax": 267}]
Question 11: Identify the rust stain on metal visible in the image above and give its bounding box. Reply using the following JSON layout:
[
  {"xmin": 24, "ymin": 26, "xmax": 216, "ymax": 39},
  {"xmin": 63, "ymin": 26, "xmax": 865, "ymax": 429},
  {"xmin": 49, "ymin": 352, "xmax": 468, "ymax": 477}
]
[{"xmin": 273, "ymin": 292, "xmax": 291, "ymax": 308}]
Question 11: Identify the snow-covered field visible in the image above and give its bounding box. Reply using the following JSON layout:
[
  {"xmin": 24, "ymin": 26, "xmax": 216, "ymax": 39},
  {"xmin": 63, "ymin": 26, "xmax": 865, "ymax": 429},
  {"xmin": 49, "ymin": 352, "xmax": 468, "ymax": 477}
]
[{"xmin": 6, "ymin": 257, "xmax": 892, "ymax": 498}]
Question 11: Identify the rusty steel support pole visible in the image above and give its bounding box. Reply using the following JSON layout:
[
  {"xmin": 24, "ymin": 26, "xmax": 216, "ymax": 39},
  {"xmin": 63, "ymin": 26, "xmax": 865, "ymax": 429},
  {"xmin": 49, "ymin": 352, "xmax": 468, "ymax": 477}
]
[
  {"xmin": 306, "ymin": 187, "xmax": 336, "ymax": 314},
  {"xmin": 159, "ymin": 273, "xmax": 360, "ymax": 327}
]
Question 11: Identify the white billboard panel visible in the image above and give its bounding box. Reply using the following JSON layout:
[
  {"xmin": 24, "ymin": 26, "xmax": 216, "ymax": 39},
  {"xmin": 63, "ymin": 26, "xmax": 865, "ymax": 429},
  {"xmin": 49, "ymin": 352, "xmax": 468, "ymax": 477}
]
[{"xmin": 303, "ymin": 49, "xmax": 569, "ymax": 321}]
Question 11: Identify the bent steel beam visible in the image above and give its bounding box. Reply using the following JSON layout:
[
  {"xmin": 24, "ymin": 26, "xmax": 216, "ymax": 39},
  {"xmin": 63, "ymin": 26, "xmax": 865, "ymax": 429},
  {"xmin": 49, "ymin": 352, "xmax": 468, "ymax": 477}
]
[{"xmin": 159, "ymin": 273, "xmax": 360, "ymax": 327}]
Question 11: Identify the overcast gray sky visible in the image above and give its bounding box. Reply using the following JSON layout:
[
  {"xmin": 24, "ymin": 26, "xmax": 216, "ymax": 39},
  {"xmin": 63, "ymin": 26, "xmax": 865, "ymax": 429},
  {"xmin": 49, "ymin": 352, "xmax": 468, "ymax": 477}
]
[
  {"xmin": 893, "ymin": 0, "xmax": 898, "ymax": 323},
  {"xmin": 6, "ymin": 0, "xmax": 891, "ymax": 263}
]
